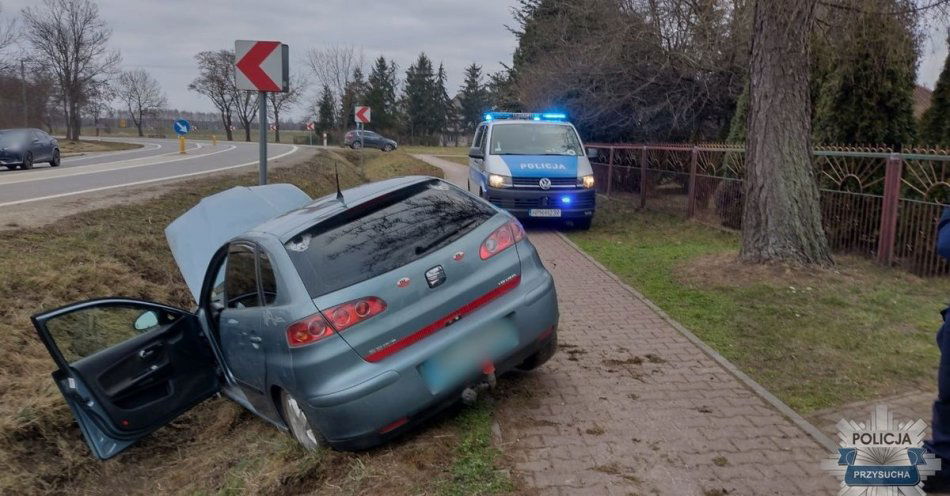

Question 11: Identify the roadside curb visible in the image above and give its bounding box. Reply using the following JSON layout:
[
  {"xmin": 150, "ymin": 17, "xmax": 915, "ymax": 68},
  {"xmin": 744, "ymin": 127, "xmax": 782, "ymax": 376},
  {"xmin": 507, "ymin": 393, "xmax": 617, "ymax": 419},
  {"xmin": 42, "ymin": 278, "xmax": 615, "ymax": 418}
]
[{"xmin": 553, "ymin": 231, "xmax": 838, "ymax": 453}]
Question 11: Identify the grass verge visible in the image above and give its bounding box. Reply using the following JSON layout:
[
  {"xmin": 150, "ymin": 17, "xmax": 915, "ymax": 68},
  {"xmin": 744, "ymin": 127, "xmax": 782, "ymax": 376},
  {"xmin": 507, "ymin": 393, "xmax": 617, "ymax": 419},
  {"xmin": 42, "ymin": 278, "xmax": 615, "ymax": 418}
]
[
  {"xmin": 401, "ymin": 145, "xmax": 469, "ymax": 155},
  {"xmin": 0, "ymin": 150, "xmax": 511, "ymax": 495},
  {"xmin": 59, "ymin": 139, "xmax": 142, "ymax": 154},
  {"xmin": 567, "ymin": 199, "xmax": 945, "ymax": 413}
]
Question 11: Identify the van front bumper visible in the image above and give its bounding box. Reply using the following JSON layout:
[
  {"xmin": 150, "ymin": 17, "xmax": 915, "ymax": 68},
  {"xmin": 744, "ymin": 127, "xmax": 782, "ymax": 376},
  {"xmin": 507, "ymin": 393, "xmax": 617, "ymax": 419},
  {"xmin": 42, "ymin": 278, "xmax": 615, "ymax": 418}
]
[{"xmin": 485, "ymin": 186, "xmax": 595, "ymax": 219}]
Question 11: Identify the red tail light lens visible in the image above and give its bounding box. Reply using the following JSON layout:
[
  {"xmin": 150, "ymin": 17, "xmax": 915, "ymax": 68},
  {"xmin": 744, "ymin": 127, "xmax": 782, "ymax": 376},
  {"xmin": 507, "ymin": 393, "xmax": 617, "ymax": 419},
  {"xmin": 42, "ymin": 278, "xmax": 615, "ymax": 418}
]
[
  {"xmin": 287, "ymin": 297, "xmax": 386, "ymax": 348},
  {"xmin": 480, "ymin": 220, "xmax": 525, "ymax": 260}
]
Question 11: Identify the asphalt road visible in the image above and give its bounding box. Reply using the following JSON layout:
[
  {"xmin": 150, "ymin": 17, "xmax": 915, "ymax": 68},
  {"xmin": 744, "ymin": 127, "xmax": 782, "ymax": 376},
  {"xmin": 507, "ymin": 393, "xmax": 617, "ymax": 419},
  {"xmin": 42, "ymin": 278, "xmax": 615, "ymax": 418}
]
[{"xmin": 0, "ymin": 138, "xmax": 299, "ymax": 207}]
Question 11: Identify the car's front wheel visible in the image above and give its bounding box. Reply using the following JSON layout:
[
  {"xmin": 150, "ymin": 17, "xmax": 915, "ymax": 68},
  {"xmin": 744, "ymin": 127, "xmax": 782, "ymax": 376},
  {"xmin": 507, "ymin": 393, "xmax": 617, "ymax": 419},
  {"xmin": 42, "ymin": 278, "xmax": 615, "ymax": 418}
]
[
  {"xmin": 280, "ymin": 390, "xmax": 323, "ymax": 452},
  {"xmin": 22, "ymin": 152, "xmax": 33, "ymax": 170},
  {"xmin": 351, "ymin": 141, "xmax": 362, "ymax": 150},
  {"xmin": 50, "ymin": 149, "xmax": 61, "ymax": 167},
  {"xmin": 383, "ymin": 144, "xmax": 394, "ymax": 152}
]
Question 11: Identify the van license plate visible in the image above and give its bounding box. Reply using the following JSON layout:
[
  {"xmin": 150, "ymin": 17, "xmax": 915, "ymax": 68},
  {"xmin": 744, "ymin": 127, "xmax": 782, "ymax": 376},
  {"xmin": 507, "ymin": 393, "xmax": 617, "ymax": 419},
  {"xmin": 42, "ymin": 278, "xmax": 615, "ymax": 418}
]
[{"xmin": 529, "ymin": 209, "xmax": 561, "ymax": 217}]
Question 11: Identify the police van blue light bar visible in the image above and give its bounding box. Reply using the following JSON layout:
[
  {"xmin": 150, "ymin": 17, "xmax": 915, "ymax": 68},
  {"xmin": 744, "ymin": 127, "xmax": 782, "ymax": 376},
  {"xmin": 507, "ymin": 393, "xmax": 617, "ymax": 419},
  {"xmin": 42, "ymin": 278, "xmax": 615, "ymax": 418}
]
[{"xmin": 483, "ymin": 112, "xmax": 568, "ymax": 122}]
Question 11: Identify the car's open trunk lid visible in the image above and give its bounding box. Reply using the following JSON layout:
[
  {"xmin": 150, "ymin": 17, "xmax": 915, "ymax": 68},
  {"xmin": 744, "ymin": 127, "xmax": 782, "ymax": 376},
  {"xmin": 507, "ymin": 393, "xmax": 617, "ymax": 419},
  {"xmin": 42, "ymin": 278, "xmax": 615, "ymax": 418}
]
[{"xmin": 165, "ymin": 184, "xmax": 311, "ymax": 302}]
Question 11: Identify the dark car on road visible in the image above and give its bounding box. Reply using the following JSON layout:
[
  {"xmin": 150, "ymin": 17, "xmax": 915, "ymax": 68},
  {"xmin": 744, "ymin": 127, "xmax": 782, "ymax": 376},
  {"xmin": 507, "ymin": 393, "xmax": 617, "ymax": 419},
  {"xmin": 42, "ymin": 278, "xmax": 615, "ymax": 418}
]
[
  {"xmin": 0, "ymin": 128, "xmax": 60, "ymax": 170},
  {"xmin": 344, "ymin": 129, "xmax": 398, "ymax": 151}
]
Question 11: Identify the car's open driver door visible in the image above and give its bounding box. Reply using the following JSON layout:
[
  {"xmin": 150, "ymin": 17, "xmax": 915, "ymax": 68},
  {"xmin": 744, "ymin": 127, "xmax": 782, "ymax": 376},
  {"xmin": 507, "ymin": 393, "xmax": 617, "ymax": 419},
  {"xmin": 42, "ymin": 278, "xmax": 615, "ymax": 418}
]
[{"xmin": 32, "ymin": 298, "xmax": 221, "ymax": 459}]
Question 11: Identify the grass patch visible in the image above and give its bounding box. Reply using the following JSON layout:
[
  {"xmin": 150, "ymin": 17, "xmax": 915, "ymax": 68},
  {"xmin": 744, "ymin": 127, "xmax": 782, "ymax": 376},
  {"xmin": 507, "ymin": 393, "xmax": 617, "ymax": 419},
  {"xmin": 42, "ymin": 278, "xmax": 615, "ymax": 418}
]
[
  {"xmin": 0, "ymin": 150, "xmax": 528, "ymax": 495},
  {"xmin": 401, "ymin": 145, "xmax": 469, "ymax": 155},
  {"xmin": 568, "ymin": 199, "xmax": 945, "ymax": 413},
  {"xmin": 437, "ymin": 401, "xmax": 513, "ymax": 496},
  {"xmin": 59, "ymin": 139, "xmax": 142, "ymax": 154},
  {"xmin": 440, "ymin": 156, "xmax": 470, "ymax": 166}
]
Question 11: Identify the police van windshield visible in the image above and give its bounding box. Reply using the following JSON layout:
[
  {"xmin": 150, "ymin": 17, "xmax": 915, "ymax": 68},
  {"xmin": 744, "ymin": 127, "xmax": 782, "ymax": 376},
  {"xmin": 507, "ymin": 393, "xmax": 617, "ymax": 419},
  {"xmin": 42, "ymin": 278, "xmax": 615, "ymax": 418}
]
[{"xmin": 489, "ymin": 123, "xmax": 583, "ymax": 156}]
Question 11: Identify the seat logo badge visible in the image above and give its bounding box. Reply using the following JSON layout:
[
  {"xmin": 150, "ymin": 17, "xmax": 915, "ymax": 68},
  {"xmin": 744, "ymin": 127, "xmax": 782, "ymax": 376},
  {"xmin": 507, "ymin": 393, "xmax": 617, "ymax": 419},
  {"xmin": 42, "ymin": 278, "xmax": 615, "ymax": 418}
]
[
  {"xmin": 425, "ymin": 265, "xmax": 446, "ymax": 288},
  {"xmin": 539, "ymin": 177, "xmax": 552, "ymax": 190},
  {"xmin": 397, "ymin": 277, "xmax": 410, "ymax": 288},
  {"xmin": 453, "ymin": 251, "xmax": 465, "ymax": 262}
]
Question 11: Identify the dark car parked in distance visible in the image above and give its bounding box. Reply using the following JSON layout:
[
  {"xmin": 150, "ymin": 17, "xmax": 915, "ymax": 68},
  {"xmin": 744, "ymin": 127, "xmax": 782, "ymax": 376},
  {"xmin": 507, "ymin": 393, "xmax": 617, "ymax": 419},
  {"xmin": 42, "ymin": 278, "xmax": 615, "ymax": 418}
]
[
  {"xmin": 344, "ymin": 130, "xmax": 398, "ymax": 151},
  {"xmin": 0, "ymin": 128, "xmax": 60, "ymax": 170}
]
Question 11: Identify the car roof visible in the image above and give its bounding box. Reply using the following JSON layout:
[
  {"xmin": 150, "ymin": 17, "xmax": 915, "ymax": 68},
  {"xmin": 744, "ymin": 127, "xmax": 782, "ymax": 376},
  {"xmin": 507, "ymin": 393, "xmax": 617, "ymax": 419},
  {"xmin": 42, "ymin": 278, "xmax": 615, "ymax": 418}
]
[{"xmin": 249, "ymin": 175, "xmax": 435, "ymax": 242}]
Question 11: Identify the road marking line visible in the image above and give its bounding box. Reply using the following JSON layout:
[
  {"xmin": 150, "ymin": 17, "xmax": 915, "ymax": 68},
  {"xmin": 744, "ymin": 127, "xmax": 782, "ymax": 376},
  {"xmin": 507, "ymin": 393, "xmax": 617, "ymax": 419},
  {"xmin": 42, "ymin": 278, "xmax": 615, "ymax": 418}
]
[
  {"xmin": 0, "ymin": 146, "xmax": 300, "ymax": 207},
  {"xmin": 0, "ymin": 144, "xmax": 238, "ymax": 186},
  {"xmin": 61, "ymin": 143, "xmax": 164, "ymax": 163}
]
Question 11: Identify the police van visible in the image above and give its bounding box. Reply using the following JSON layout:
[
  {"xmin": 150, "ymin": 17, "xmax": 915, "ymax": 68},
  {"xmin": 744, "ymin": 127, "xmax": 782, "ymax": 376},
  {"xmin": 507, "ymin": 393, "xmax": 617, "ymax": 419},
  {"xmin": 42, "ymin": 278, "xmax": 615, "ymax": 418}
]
[{"xmin": 466, "ymin": 112, "xmax": 596, "ymax": 229}]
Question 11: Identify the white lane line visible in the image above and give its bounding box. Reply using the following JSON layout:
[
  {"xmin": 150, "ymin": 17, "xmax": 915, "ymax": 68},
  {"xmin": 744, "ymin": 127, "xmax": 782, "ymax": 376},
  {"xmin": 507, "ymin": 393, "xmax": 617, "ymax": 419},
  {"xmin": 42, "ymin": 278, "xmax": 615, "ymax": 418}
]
[
  {"xmin": 0, "ymin": 146, "xmax": 300, "ymax": 207},
  {"xmin": 61, "ymin": 143, "xmax": 164, "ymax": 163},
  {"xmin": 0, "ymin": 144, "xmax": 238, "ymax": 186}
]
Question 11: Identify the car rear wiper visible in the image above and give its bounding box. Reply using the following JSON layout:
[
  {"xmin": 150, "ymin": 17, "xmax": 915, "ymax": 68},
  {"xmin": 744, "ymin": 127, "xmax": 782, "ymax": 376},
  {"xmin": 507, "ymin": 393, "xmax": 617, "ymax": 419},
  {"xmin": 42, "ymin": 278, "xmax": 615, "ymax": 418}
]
[{"xmin": 414, "ymin": 218, "xmax": 478, "ymax": 256}]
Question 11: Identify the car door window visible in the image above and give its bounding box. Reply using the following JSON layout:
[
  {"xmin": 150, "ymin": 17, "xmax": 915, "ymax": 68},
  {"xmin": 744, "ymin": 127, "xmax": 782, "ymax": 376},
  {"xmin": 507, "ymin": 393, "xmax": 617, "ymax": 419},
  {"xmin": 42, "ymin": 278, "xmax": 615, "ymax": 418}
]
[
  {"xmin": 259, "ymin": 250, "xmax": 278, "ymax": 305},
  {"xmin": 44, "ymin": 304, "xmax": 171, "ymax": 362},
  {"xmin": 225, "ymin": 244, "xmax": 260, "ymax": 309}
]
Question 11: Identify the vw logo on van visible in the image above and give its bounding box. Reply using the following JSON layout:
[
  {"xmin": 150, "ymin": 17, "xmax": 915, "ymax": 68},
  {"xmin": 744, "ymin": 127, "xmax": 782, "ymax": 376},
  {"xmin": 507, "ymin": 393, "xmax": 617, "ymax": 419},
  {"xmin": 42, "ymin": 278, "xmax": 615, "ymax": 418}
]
[{"xmin": 538, "ymin": 177, "xmax": 552, "ymax": 190}]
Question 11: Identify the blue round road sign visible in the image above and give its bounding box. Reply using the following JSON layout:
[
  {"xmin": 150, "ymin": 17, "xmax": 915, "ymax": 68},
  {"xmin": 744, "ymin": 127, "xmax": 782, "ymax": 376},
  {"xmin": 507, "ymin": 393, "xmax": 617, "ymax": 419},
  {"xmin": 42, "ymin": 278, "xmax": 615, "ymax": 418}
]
[{"xmin": 173, "ymin": 119, "xmax": 191, "ymax": 135}]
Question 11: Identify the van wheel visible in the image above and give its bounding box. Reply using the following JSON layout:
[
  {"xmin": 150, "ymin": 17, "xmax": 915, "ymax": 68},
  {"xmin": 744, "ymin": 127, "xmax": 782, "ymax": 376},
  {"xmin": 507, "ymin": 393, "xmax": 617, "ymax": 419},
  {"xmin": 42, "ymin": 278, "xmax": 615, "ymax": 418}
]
[
  {"xmin": 280, "ymin": 390, "xmax": 324, "ymax": 451},
  {"xmin": 572, "ymin": 218, "xmax": 592, "ymax": 230}
]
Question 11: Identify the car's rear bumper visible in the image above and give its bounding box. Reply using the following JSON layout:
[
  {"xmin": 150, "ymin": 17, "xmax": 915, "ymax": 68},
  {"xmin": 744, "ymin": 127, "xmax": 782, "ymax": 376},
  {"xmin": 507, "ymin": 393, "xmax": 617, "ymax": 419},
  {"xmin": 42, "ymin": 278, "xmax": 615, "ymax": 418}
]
[
  {"xmin": 485, "ymin": 186, "xmax": 595, "ymax": 219},
  {"xmin": 297, "ymin": 267, "xmax": 558, "ymax": 449}
]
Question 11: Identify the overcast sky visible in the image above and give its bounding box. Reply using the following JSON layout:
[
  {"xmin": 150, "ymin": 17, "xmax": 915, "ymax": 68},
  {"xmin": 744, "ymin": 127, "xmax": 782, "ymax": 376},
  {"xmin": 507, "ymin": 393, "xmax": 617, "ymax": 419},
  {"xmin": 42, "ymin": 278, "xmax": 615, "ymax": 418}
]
[{"xmin": 4, "ymin": 0, "xmax": 948, "ymax": 119}]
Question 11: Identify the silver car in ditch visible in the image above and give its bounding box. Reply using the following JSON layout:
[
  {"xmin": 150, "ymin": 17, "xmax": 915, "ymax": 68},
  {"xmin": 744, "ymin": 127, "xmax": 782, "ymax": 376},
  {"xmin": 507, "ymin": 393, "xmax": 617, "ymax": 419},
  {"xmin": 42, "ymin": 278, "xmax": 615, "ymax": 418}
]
[{"xmin": 32, "ymin": 176, "xmax": 559, "ymax": 459}]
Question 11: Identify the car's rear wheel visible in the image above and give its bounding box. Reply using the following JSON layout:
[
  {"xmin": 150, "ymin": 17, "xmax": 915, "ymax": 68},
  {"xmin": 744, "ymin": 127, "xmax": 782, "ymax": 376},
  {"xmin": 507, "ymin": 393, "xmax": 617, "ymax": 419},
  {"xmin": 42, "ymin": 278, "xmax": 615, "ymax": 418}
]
[
  {"xmin": 280, "ymin": 390, "xmax": 323, "ymax": 452},
  {"xmin": 22, "ymin": 152, "xmax": 33, "ymax": 170},
  {"xmin": 516, "ymin": 333, "xmax": 557, "ymax": 371},
  {"xmin": 50, "ymin": 149, "xmax": 61, "ymax": 167},
  {"xmin": 383, "ymin": 144, "xmax": 394, "ymax": 152}
]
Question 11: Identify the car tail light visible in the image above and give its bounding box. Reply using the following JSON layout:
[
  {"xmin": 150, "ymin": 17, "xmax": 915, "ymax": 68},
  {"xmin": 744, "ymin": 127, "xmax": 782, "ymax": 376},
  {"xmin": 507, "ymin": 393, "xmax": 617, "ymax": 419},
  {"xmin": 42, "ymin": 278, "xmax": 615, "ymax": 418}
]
[
  {"xmin": 287, "ymin": 297, "xmax": 386, "ymax": 348},
  {"xmin": 480, "ymin": 220, "xmax": 525, "ymax": 260}
]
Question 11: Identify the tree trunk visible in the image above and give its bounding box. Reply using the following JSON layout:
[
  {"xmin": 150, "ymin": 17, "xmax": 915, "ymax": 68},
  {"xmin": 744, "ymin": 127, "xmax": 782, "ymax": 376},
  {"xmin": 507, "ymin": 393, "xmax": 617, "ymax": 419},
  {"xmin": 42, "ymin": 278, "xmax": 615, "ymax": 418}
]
[
  {"xmin": 136, "ymin": 113, "xmax": 144, "ymax": 137},
  {"xmin": 739, "ymin": 0, "xmax": 832, "ymax": 265},
  {"xmin": 274, "ymin": 108, "xmax": 280, "ymax": 143},
  {"xmin": 244, "ymin": 123, "xmax": 251, "ymax": 142}
]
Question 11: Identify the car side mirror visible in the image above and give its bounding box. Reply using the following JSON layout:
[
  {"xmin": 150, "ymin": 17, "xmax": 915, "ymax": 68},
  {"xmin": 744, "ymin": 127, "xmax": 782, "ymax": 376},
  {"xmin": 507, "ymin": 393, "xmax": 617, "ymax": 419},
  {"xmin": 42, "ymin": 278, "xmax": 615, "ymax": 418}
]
[
  {"xmin": 469, "ymin": 147, "xmax": 484, "ymax": 159},
  {"xmin": 133, "ymin": 310, "xmax": 160, "ymax": 331},
  {"xmin": 586, "ymin": 147, "xmax": 598, "ymax": 159}
]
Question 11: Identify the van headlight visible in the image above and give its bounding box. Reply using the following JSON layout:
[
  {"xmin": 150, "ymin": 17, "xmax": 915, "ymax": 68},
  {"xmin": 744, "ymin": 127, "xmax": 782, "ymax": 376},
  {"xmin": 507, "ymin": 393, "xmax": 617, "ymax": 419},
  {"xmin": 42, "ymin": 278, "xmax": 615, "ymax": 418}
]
[
  {"xmin": 488, "ymin": 174, "xmax": 511, "ymax": 188},
  {"xmin": 580, "ymin": 174, "xmax": 595, "ymax": 189}
]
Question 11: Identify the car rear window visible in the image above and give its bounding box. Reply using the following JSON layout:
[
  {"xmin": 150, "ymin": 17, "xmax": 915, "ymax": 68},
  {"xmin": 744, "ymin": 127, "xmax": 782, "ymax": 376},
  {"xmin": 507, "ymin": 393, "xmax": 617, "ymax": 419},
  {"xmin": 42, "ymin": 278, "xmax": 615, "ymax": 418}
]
[{"xmin": 286, "ymin": 180, "xmax": 496, "ymax": 297}]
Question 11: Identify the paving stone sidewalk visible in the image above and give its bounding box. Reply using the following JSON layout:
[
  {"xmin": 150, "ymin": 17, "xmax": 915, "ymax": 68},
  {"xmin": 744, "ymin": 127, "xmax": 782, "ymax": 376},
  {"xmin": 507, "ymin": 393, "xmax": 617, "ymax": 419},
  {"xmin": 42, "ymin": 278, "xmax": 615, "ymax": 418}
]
[{"xmin": 416, "ymin": 155, "xmax": 840, "ymax": 495}]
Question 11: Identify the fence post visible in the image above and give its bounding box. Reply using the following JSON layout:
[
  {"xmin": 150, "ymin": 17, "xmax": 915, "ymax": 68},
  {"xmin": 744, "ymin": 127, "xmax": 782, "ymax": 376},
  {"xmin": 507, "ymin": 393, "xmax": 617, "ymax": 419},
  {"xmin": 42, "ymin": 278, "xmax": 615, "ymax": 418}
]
[
  {"xmin": 876, "ymin": 153, "xmax": 902, "ymax": 265},
  {"xmin": 687, "ymin": 146, "xmax": 698, "ymax": 218},
  {"xmin": 639, "ymin": 146, "xmax": 648, "ymax": 209},
  {"xmin": 606, "ymin": 147, "xmax": 614, "ymax": 198}
]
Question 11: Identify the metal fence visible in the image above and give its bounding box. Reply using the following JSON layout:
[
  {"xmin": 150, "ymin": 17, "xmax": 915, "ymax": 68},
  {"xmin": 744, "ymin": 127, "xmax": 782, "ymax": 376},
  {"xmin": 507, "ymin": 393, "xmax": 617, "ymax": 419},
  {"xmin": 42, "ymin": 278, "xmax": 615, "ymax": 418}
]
[{"xmin": 586, "ymin": 143, "xmax": 950, "ymax": 276}]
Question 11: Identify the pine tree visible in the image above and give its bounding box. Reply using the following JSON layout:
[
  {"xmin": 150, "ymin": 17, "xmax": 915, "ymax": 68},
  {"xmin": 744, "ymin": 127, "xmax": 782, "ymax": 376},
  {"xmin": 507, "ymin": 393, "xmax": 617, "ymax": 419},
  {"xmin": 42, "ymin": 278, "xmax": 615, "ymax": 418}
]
[
  {"xmin": 403, "ymin": 53, "xmax": 437, "ymax": 140},
  {"xmin": 920, "ymin": 34, "xmax": 950, "ymax": 147},
  {"xmin": 434, "ymin": 63, "xmax": 453, "ymax": 140},
  {"xmin": 366, "ymin": 56, "xmax": 398, "ymax": 132},
  {"xmin": 317, "ymin": 84, "xmax": 336, "ymax": 133},
  {"xmin": 726, "ymin": 82, "xmax": 749, "ymax": 143},
  {"xmin": 812, "ymin": 9, "xmax": 917, "ymax": 147},
  {"xmin": 340, "ymin": 68, "xmax": 368, "ymax": 130},
  {"xmin": 459, "ymin": 63, "xmax": 488, "ymax": 132}
]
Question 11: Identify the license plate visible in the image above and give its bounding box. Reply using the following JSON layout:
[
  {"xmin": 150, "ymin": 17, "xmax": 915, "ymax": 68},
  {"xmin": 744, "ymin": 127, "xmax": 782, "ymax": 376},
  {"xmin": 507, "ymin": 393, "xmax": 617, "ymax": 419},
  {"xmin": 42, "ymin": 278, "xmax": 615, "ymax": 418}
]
[
  {"xmin": 529, "ymin": 208, "xmax": 561, "ymax": 217},
  {"xmin": 419, "ymin": 320, "xmax": 518, "ymax": 393}
]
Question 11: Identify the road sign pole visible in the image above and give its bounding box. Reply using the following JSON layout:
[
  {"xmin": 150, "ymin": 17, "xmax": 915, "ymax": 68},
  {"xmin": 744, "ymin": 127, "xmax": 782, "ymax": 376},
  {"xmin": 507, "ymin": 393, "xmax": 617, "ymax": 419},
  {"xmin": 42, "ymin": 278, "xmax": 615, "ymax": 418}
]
[
  {"xmin": 359, "ymin": 122, "xmax": 365, "ymax": 171},
  {"xmin": 259, "ymin": 91, "xmax": 268, "ymax": 185}
]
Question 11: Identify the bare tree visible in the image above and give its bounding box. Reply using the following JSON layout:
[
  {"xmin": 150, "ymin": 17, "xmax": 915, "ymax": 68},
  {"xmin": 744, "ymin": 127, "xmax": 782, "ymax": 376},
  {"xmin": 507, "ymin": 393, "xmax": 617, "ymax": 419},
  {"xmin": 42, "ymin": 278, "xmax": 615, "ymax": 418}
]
[
  {"xmin": 305, "ymin": 44, "xmax": 363, "ymax": 128},
  {"xmin": 189, "ymin": 50, "xmax": 235, "ymax": 140},
  {"xmin": 116, "ymin": 69, "xmax": 167, "ymax": 137},
  {"xmin": 0, "ymin": 3, "xmax": 17, "ymax": 71},
  {"xmin": 268, "ymin": 74, "xmax": 309, "ymax": 143},
  {"xmin": 233, "ymin": 89, "xmax": 257, "ymax": 142},
  {"xmin": 22, "ymin": 0, "xmax": 120, "ymax": 141},
  {"xmin": 82, "ymin": 78, "xmax": 112, "ymax": 136}
]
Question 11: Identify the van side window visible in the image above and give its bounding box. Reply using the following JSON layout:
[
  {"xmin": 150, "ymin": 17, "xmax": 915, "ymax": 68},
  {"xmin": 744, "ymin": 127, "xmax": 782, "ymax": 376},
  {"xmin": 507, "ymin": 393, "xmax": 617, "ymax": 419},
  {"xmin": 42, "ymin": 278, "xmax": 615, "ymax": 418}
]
[
  {"xmin": 225, "ymin": 244, "xmax": 260, "ymax": 309},
  {"xmin": 473, "ymin": 125, "xmax": 486, "ymax": 149},
  {"xmin": 259, "ymin": 250, "xmax": 278, "ymax": 305}
]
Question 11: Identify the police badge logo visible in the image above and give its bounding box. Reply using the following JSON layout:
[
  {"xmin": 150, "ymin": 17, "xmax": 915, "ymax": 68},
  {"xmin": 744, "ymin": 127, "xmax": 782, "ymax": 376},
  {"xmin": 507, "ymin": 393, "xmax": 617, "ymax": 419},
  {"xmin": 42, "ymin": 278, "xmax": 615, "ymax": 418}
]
[{"xmin": 821, "ymin": 405, "xmax": 941, "ymax": 495}]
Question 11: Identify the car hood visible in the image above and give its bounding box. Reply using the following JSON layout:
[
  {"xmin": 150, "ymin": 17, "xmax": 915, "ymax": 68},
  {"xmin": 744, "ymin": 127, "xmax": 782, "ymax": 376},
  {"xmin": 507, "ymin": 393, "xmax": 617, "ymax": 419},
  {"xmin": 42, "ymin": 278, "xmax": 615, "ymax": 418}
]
[
  {"xmin": 165, "ymin": 184, "xmax": 312, "ymax": 302},
  {"xmin": 497, "ymin": 154, "xmax": 580, "ymax": 178}
]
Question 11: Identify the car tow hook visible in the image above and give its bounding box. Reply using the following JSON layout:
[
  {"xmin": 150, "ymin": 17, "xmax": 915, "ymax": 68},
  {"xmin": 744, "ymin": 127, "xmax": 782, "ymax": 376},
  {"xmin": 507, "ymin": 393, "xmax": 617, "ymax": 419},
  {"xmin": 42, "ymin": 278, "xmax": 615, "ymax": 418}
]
[{"xmin": 462, "ymin": 362, "xmax": 498, "ymax": 406}]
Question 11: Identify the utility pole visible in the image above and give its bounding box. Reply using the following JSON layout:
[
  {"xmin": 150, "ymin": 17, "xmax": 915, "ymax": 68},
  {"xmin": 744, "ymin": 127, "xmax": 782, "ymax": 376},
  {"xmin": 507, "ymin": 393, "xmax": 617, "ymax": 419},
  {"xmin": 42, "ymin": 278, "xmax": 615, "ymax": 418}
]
[{"xmin": 20, "ymin": 59, "xmax": 27, "ymax": 127}]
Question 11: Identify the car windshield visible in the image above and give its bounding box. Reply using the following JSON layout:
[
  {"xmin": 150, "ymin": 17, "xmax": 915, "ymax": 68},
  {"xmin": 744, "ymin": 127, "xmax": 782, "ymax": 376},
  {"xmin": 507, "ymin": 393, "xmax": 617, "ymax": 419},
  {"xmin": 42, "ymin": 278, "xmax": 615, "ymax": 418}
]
[
  {"xmin": 286, "ymin": 180, "xmax": 496, "ymax": 297},
  {"xmin": 0, "ymin": 131, "xmax": 30, "ymax": 147},
  {"xmin": 489, "ymin": 123, "xmax": 583, "ymax": 156}
]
